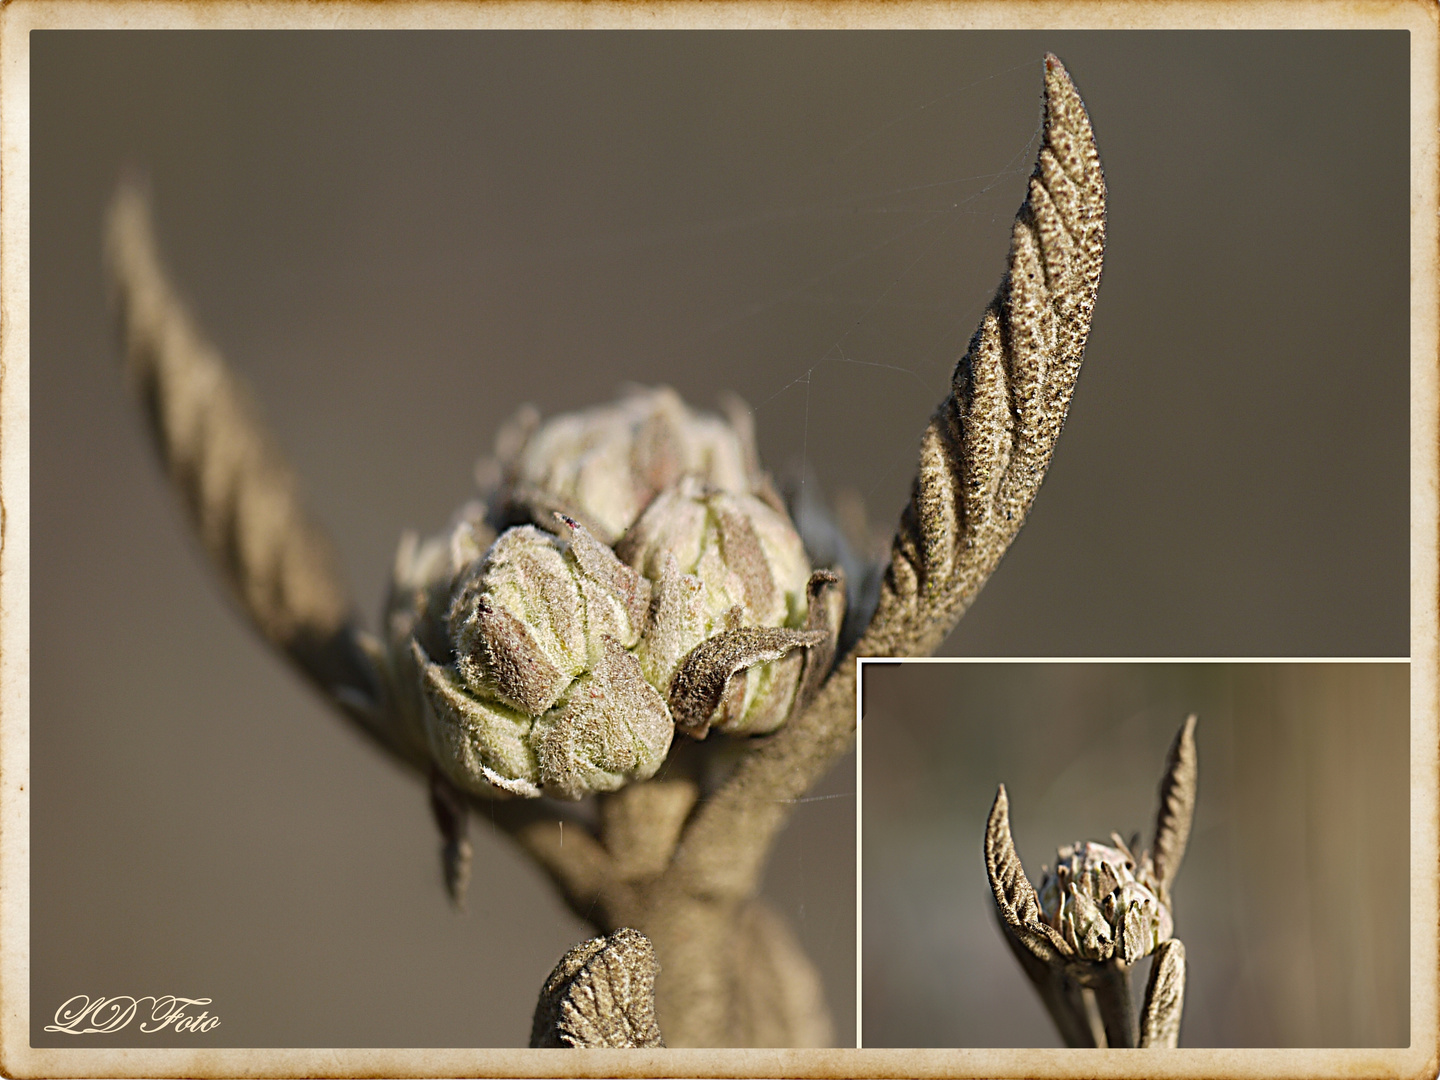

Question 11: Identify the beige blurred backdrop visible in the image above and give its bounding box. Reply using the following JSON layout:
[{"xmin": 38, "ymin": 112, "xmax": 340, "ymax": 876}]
[
  {"xmin": 861, "ymin": 662, "xmax": 1410, "ymax": 1047},
  {"xmin": 29, "ymin": 31, "xmax": 1406, "ymax": 1047}
]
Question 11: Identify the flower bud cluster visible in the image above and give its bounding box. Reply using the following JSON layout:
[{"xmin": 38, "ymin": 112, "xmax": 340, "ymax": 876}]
[
  {"xmin": 386, "ymin": 388, "xmax": 841, "ymax": 801},
  {"xmin": 1037, "ymin": 840, "xmax": 1173, "ymax": 964}
]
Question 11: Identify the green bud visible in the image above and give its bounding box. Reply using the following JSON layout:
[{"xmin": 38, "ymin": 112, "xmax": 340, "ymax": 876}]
[
  {"xmin": 410, "ymin": 517, "xmax": 668, "ymax": 800},
  {"xmin": 617, "ymin": 476, "xmax": 839, "ymax": 737}
]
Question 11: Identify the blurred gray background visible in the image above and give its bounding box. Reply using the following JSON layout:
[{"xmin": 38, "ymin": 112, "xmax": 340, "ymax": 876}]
[
  {"xmin": 861, "ymin": 662, "xmax": 1410, "ymax": 1048},
  {"xmin": 30, "ymin": 31, "xmax": 1407, "ymax": 1048}
]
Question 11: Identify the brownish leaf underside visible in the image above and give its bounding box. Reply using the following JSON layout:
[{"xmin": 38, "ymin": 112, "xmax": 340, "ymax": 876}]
[{"xmin": 858, "ymin": 53, "xmax": 1106, "ymax": 660}]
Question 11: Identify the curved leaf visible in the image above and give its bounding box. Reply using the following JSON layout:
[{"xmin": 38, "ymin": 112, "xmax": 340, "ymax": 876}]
[{"xmin": 858, "ymin": 54, "xmax": 1106, "ymax": 659}]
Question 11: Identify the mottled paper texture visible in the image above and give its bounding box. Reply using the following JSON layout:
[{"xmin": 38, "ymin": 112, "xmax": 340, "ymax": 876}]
[{"xmin": 3, "ymin": 4, "xmax": 1435, "ymax": 1078}]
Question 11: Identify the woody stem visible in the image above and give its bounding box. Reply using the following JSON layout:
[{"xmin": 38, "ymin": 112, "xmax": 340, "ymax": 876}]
[{"xmin": 1090, "ymin": 961, "xmax": 1137, "ymax": 1048}]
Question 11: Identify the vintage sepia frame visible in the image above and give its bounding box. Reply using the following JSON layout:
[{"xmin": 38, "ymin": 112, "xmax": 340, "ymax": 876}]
[{"xmin": 2, "ymin": 4, "xmax": 1436, "ymax": 1079}]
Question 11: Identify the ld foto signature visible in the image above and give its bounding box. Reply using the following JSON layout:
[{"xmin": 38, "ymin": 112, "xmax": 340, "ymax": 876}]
[{"xmin": 45, "ymin": 995, "xmax": 221, "ymax": 1034}]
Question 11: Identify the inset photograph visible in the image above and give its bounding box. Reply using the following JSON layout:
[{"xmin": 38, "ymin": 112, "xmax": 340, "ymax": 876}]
[{"xmin": 860, "ymin": 660, "xmax": 1409, "ymax": 1048}]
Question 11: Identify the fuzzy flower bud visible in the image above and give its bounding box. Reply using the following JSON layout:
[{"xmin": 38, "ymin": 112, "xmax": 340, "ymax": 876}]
[
  {"xmin": 618, "ymin": 476, "xmax": 833, "ymax": 737},
  {"xmin": 1037, "ymin": 840, "xmax": 1173, "ymax": 963},
  {"xmin": 410, "ymin": 518, "xmax": 671, "ymax": 801},
  {"xmin": 491, "ymin": 386, "xmax": 762, "ymax": 543}
]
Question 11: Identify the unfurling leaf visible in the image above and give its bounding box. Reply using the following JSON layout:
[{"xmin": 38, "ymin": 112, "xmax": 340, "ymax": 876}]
[
  {"xmin": 985, "ymin": 785, "xmax": 1072, "ymax": 966},
  {"xmin": 531, "ymin": 928, "xmax": 665, "ymax": 1049},
  {"xmin": 1148, "ymin": 714, "xmax": 1199, "ymax": 900},
  {"xmin": 1139, "ymin": 939, "xmax": 1187, "ymax": 1048},
  {"xmin": 859, "ymin": 53, "xmax": 1106, "ymax": 661}
]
